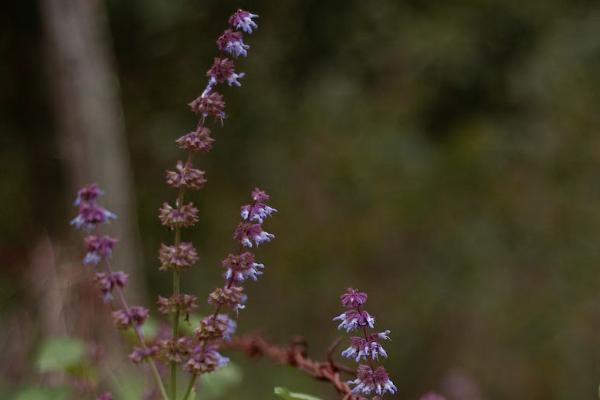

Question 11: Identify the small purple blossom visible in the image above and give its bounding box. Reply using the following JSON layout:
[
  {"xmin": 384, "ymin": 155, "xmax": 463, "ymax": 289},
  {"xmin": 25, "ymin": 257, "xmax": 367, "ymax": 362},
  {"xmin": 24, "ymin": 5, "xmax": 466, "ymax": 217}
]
[
  {"xmin": 158, "ymin": 242, "xmax": 199, "ymax": 271},
  {"xmin": 158, "ymin": 202, "xmax": 199, "ymax": 229},
  {"xmin": 240, "ymin": 203, "xmax": 277, "ymax": 223},
  {"xmin": 228, "ymin": 9, "xmax": 259, "ymax": 34},
  {"xmin": 251, "ymin": 188, "xmax": 269, "ymax": 202},
  {"xmin": 349, "ymin": 365, "xmax": 397, "ymax": 396},
  {"xmin": 74, "ymin": 183, "xmax": 103, "ymax": 206},
  {"xmin": 208, "ymin": 286, "xmax": 247, "ymax": 312},
  {"xmin": 216, "ymin": 29, "xmax": 249, "ymax": 58},
  {"xmin": 94, "ymin": 271, "xmax": 128, "ymax": 302},
  {"xmin": 189, "ymin": 92, "xmax": 227, "ymax": 121},
  {"xmin": 96, "ymin": 393, "xmax": 113, "ymax": 400},
  {"xmin": 157, "ymin": 294, "xmax": 199, "ymax": 315},
  {"xmin": 196, "ymin": 314, "xmax": 237, "ymax": 341},
  {"xmin": 71, "ymin": 202, "xmax": 117, "ymax": 230},
  {"xmin": 341, "ymin": 331, "xmax": 390, "ymax": 362},
  {"xmin": 207, "ymin": 57, "xmax": 245, "ymax": 87},
  {"xmin": 165, "ymin": 161, "xmax": 207, "ymax": 190},
  {"xmin": 222, "ymin": 252, "xmax": 264, "ymax": 282},
  {"xmin": 83, "ymin": 235, "xmax": 117, "ymax": 265},
  {"xmin": 176, "ymin": 127, "xmax": 215, "ymax": 153},
  {"xmin": 184, "ymin": 344, "xmax": 229, "ymax": 374},
  {"xmin": 159, "ymin": 337, "xmax": 194, "ymax": 364},
  {"xmin": 333, "ymin": 309, "xmax": 375, "ymax": 332},
  {"xmin": 340, "ymin": 288, "xmax": 368, "ymax": 308},
  {"xmin": 234, "ymin": 222, "xmax": 275, "ymax": 247},
  {"xmin": 112, "ymin": 306, "xmax": 149, "ymax": 329}
]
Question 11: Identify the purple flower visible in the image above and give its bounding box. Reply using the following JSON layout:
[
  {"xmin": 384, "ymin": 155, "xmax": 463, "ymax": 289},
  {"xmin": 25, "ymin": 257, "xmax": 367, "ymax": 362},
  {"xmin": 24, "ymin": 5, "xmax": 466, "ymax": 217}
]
[
  {"xmin": 157, "ymin": 294, "xmax": 199, "ymax": 315},
  {"xmin": 333, "ymin": 309, "xmax": 375, "ymax": 332},
  {"xmin": 74, "ymin": 184, "xmax": 104, "ymax": 206},
  {"xmin": 334, "ymin": 288, "xmax": 396, "ymax": 397},
  {"xmin": 176, "ymin": 127, "xmax": 215, "ymax": 153},
  {"xmin": 189, "ymin": 92, "xmax": 227, "ymax": 121},
  {"xmin": 217, "ymin": 29, "xmax": 250, "ymax": 58},
  {"xmin": 158, "ymin": 202, "xmax": 199, "ymax": 229},
  {"xmin": 71, "ymin": 203, "xmax": 117, "ymax": 230},
  {"xmin": 94, "ymin": 271, "xmax": 128, "ymax": 302},
  {"xmin": 340, "ymin": 288, "xmax": 368, "ymax": 308},
  {"xmin": 196, "ymin": 314, "xmax": 237, "ymax": 341},
  {"xmin": 349, "ymin": 365, "xmax": 397, "ymax": 396},
  {"xmin": 222, "ymin": 252, "xmax": 264, "ymax": 282},
  {"xmin": 159, "ymin": 337, "xmax": 194, "ymax": 364},
  {"xmin": 158, "ymin": 242, "xmax": 199, "ymax": 271},
  {"xmin": 208, "ymin": 286, "xmax": 247, "ymax": 312},
  {"xmin": 112, "ymin": 306, "xmax": 149, "ymax": 329},
  {"xmin": 251, "ymin": 188, "xmax": 270, "ymax": 202},
  {"xmin": 96, "ymin": 393, "xmax": 113, "ymax": 400},
  {"xmin": 229, "ymin": 9, "xmax": 259, "ymax": 34},
  {"xmin": 207, "ymin": 57, "xmax": 245, "ymax": 87},
  {"xmin": 341, "ymin": 330, "xmax": 390, "ymax": 362},
  {"xmin": 83, "ymin": 235, "xmax": 117, "ymax": 265},
  {"xmin": 165, "ymin": 161, "xmax": 207, "ymax": 190},
  {"xmin": 240, "ymin": 203, "xmax": 277, "ymax": 223},
  {"xmin": 233, "ymin": 222, "xmax": 275, "ymax": 247},
  {"xmin": 184, "ymin": 344, "xmax": 229, "ymax": 374}
]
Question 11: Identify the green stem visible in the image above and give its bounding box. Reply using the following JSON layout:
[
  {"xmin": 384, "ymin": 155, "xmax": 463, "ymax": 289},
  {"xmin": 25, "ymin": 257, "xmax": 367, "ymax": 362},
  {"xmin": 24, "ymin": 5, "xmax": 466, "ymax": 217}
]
[
  {"xmin": 182, "ymin": 374, "xmax": 199, "ymax": 400},
  {"xmin": 171, "ymin": 268, "xmax": 181, "ymax": 399},
  {"xmin": 171, "ymin": 159, "xmax": 188, "ymax": 400}
]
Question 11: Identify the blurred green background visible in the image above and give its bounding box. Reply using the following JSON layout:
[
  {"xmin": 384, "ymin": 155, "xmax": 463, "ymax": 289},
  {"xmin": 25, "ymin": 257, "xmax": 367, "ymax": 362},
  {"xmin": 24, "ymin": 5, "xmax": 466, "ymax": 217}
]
[{"xmin": 2, "ymin": 0, "xmax": 600, "ymax": 399}]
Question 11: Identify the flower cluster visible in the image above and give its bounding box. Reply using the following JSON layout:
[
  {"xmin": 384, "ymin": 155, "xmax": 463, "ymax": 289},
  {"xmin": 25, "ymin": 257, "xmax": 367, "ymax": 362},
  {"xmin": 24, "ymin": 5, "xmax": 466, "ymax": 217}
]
[
  {"xmin": 196, "ymin": 314, "xmax": 237, "ymax": 341},
  {"xmin": 71, "ymin": 185, "xmax": 133, "ymax": 306},
  {"xmin": 184, "ymin": 344, "xmax": 230, "ymax": 374},
  {"xmin": 157, "ymin": 294, "xmax": 199, "ymax": 316},
  {"xmin": 73, "ymin": 9, "xmax": 271, "ymax": 400},
  {"xmin": 72, "ymin": 183, "xmax": 161, "ymax": 397},
  {"xmin": 112, "ymin": 306, "xmax": 150, "ymax": 329},
  {"xmin": 94, "ymin": 271, "xmax": 128, "ymax": 302},
  {"xmin": 158, "ymin": 242, "xmax": 199, "ymax": 271},
  {"xmin": 334, "ymin": 288, "xmax": 397, "ymax": 397},
  {"xmin": 152, "ymin": 7, "xmax": 262, "ymax": 394},
  {"xmin": 206, "ymin": 188, "xmax": 276, "ymax": 313},
  {"xmin": 188, "ymin": 8, "xmax": 258, "ymax": 123},
  {"xmin": 71, "ymin": 184, "xmax": 116, "ymax": 230}
]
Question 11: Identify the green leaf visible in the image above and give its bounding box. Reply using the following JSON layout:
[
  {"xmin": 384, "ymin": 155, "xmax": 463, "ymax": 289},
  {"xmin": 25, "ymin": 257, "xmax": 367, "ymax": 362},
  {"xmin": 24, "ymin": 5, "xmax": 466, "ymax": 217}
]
[
  {"xmin": 274, "ymin": 387, "xmax": 323, "ymax": 400},
  {"xmin": 36, "ymin": 337, "xmax": 86, "ymax": 373}
]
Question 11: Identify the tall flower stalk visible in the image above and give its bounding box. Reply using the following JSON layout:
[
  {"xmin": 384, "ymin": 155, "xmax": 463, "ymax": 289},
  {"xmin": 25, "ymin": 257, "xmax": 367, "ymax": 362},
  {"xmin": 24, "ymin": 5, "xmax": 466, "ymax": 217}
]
[
  {"xmin": 158, "ymin": 8, "xmax": 259, "ymax": 399},
  {"xmin": 71, "ymin": 9, "xmax": 267, "ymax": 400},
  {"xmin": 71, "ymin": 185, "xmax": 169, "ymax": 400},
  {"xmin": 334, "ymin": 288, "xmax": 397, "ymax": 398}
]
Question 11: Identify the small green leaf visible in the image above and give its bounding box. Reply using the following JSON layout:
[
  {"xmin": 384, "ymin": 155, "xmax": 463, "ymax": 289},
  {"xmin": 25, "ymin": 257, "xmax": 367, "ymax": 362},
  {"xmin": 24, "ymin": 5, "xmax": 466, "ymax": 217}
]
[
  {"xmin": 274, "ymin": 387, "xmax": 323, "ymax": 400},
  {"xmin": 36, "ymin": 337, "xmax": 86, "ymax": 373}
]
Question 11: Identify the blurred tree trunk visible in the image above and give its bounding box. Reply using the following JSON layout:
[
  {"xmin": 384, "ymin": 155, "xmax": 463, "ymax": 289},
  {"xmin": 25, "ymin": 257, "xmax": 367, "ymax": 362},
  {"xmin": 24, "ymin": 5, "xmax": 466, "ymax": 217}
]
[{"xmin": 40, "ymin": 0, "xmax": 145, "ymax": 302}]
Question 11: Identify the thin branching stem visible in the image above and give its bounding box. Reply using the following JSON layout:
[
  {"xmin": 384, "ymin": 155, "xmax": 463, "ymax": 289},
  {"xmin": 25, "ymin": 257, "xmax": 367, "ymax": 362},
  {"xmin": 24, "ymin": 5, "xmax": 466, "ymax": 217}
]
[{"xmin": 105, "ymin": 260, "xmax": 170, "ymax": 400}]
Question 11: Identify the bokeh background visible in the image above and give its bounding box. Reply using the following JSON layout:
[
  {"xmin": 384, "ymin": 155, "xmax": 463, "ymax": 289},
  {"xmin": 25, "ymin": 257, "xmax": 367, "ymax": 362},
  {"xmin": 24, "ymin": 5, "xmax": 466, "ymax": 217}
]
[{"xmin": 2, "ymin": 0, "xmax": 600, "ymax": 399}]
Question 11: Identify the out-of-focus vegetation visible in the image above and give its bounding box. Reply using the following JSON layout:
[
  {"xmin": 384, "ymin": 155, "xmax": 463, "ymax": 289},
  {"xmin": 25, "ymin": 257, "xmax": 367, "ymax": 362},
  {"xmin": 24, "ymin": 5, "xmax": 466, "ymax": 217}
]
[{"xmin": 2, "ymin": 0, "xmax": 600, "ymax": 399}]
